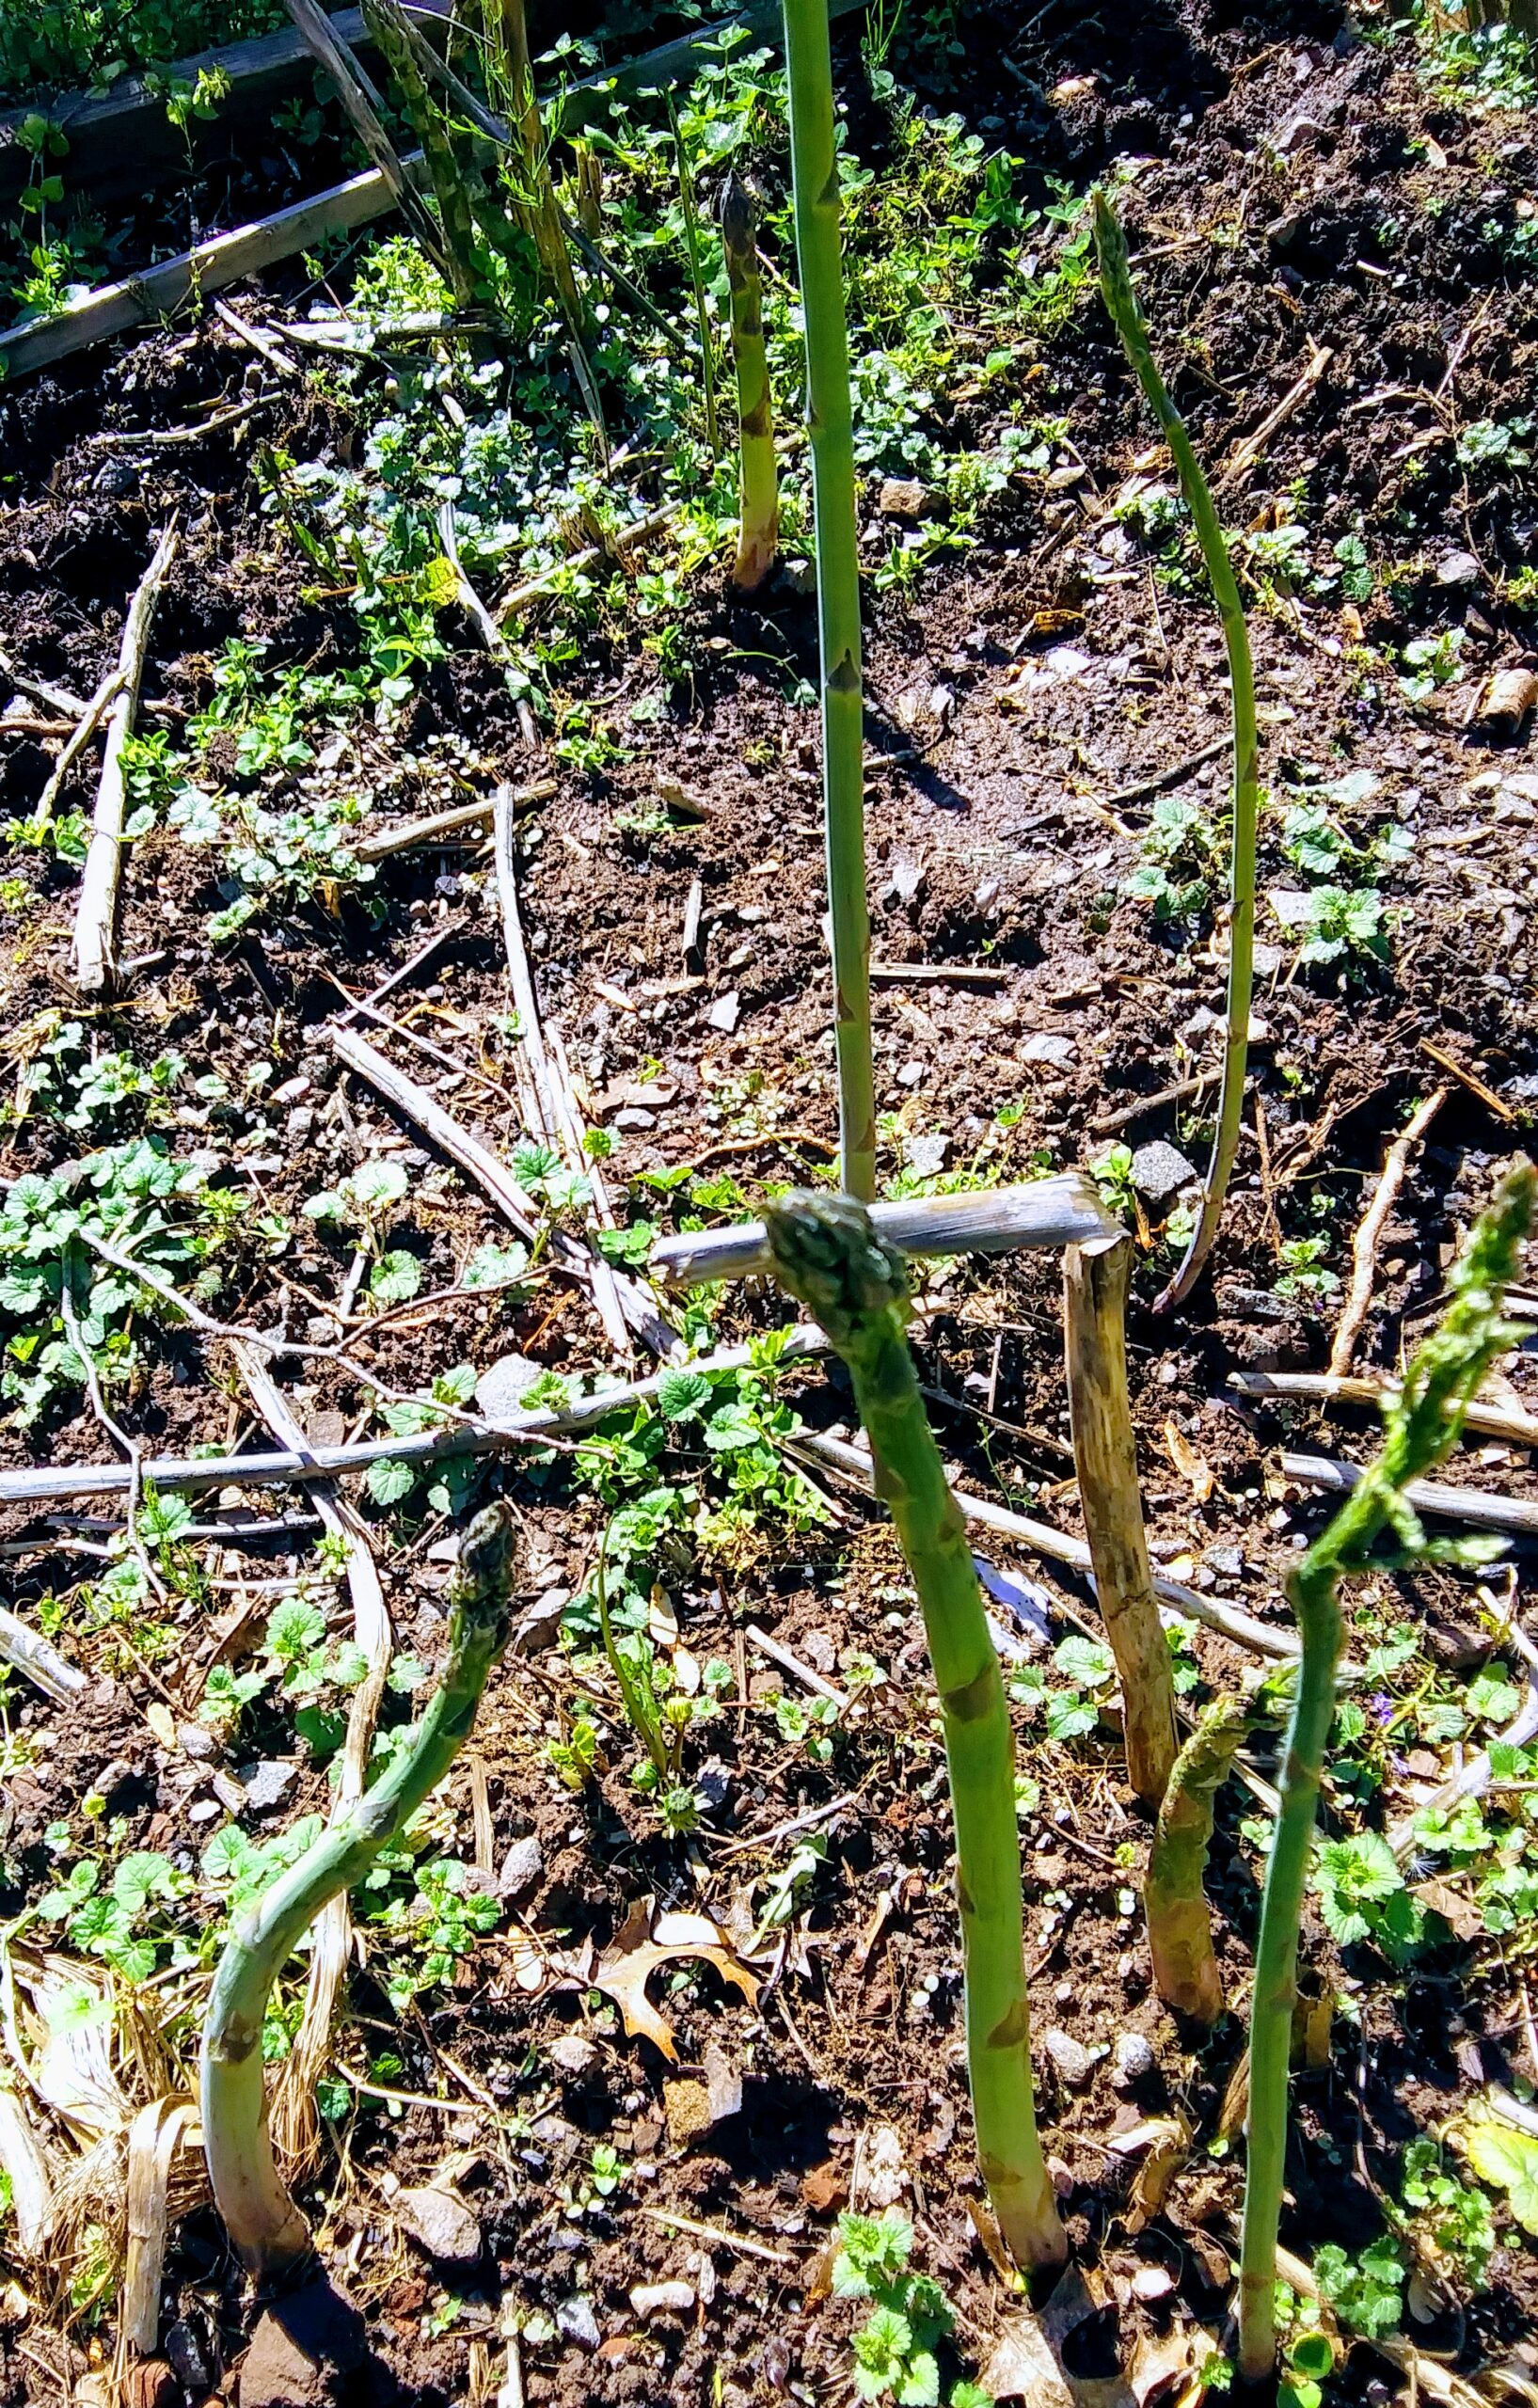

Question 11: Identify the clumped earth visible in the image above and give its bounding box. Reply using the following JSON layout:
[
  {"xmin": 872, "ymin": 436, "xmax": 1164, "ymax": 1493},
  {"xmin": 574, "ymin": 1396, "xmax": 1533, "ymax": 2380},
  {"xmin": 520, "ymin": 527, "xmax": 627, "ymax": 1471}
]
[{"xmin": 1, "ymin": 4, "xmax": 1537, "ymax": 2407}]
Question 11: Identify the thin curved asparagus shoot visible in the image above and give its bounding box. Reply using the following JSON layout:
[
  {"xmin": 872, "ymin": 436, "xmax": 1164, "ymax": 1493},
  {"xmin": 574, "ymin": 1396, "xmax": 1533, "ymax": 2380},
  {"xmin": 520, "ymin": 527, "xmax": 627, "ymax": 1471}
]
[
  {"xmin": 765, "ymin": 1193, "xmax": 1066, "ymax": 2270},
  {"xmin": 1090, "ymin": 188, "xmax": 1259, "ymax": 1314},
  {"xmin": 783, "ymin": 0, "xmax": 877, "ymax": 1201},
  {"xmin": 200, "ymin": 1503, "xmax": 516, "ymax": 2277},
  {"xmin": 722, "ymin": 174, "xmax": 780, "ymax": 593},
  {"xmin": 1238, "ymin": 1164, "xmax": 1535, "ymax": 2381},
  {"xmin": 1144, "ymin": 1690, "xmax": 1260, "ymax": 2025}
]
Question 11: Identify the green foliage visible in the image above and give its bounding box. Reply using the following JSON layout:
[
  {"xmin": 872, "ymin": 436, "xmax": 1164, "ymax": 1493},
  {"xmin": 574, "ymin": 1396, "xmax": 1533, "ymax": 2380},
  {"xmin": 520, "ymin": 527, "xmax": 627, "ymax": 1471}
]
[
  {"xmin": 9, "ymin": 1015, "xmax": 184, "ymax": 1133},
  {"xmin": 832, "ymin": 2210, "xmax": 984, "ymax": 2408},
  {"xmin": 0, "ymin": 1, "xmax": 283, "ymax": 103},
  {"xmin": 1127, "ymin": 792, "xmax": 1226, "ymax": 926},
  {"xmin": 1314, "ymin": 1830, "xmax": 1424, "ymax": 1959},
  {"xmin": 1461, "ymin": 2117, "xmax": 1538, "ymax": 2236},
  {"xmin": 0, "ymin": 1138, "xmax": 225, "ymax": 1426},
  {"xmin": 169, "ymin": 782, "xmax": 376, "ymax": 942},
  {"xmin": 1311, "ymin": 2239, "xmax": 1404, "ymax": 2339},
  {"xmin": 1010, "ymin": 1634, "xmax": 1117, "ymax": 1746},
  {"xmin": 1402, "ymin": 2137, "xmax": 1496, "ymax": 2290},
  {"xmin": 1275, "ymin": 1237, "xmax": 1340, "ymax": 1303}
]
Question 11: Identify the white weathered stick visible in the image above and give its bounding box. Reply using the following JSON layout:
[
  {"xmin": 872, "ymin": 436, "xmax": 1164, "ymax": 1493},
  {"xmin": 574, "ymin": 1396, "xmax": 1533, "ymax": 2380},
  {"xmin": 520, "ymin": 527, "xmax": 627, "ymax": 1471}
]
[
  {"xmin": 493, "ymin": 507, "xmax": 674, "ymax": 624},
  {"xmin": 1230, "ymin": 1368, "xmax": 1538, "ymax": 1450},
  {"xmin": 1063, "ymin": 1235, "xmax": 1178, "ymax": 1803},
  {"xmin": 0, "ymin": 2084, "xmax": 53, "ymax": 2257},
  {"xmin": 745, "ymin": 1623, "xmax": 848, "ymax": 1707},
  {"xmin": 119, "ymin": 2096, "xmax": 198, "ymax": 2355},
  {"xmin": 355, "ymin": 784, "xmax": 554, "ymax": 862},
  {"xmin": 0, "ymin": 1329, "xmax": 832, "ymax": 1508},
  {"xmin": 795, "ymin": 1428, "xmax": 1300, "ymax": 1660},
  {"xmin": 487, "ymin": 785, "xmax": 673, "ymax": 1359},
  {"xmin": 330, "ymin": 1021, "xmax": 542, "ymax": 1243},
  {"xmin": 0, "ymin": 1603, "xmax": 89, "ymax": 1702},
  {"xmin": 1216, "ymin": 345, "xmax": 1333, "ymax": 490},
  {"xmin": 27, "ymin": 665, "xmax": 124, "ymax": 831},
  {"xmin": 437, "ymin": 505, "xmax": 538, "ymax": 745},
  {"xmin": 1329, "ymin": 1087, "xmax": 1448, "ymax": 1374},
  {"xmin": 233, "ymin": 1344, "xmax": 393, "ymax": 2168},
  {"xmin": 1282, "ymin": 1450, "xmax": 1538, "ymax": 1541},
  {"xmin": 73, "ymin": 524, "xmax": 178, "ymax": 993},
  {"xmin": 651, "ymin": 1177, "xmax": 1117, "ymax": 1288}
]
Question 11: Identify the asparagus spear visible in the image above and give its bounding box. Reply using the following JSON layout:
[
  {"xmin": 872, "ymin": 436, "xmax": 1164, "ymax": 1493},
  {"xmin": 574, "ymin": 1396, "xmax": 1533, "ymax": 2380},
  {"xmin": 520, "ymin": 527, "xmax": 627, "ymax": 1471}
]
[
  {"xmin": 1091, "ymin": 187, "xmax": 1260, "ymax": 1315},
  {"xmin": 200, "ymin": 1502, "xmax": 516, "ymax": 2276},
  {"xmin": 1238, "ymin": 1164, "xmax": 1534, "ymax": 2378},
  {"xmin": 1144, "ymin": 1691, "xmax": 1257, "ymax": 2025},
  {"xmin": 782, "ymin": 0, "xmax": 876, "ymax": 1200},
  {"xmin": 766, "ymin": 1193, "xmax": 1065, "ymax": 2268},
  {"xmin": 722, "ymin": 174, "xmax": 780, "ymax": 592}
]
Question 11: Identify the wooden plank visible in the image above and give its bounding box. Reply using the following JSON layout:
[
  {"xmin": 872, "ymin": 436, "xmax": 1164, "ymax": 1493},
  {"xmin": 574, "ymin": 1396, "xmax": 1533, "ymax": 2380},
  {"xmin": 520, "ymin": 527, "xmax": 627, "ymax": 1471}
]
[
  {"xmin": 0, "ymin": 161, "xmax": 409, "ymax": 378},
  {"xmin": 0, "ymin": 7, "xmax": 450, "ymax": 205},
  {"xmin": 0, "ymin": 0, "xmax": 866, "ymax": 315}
]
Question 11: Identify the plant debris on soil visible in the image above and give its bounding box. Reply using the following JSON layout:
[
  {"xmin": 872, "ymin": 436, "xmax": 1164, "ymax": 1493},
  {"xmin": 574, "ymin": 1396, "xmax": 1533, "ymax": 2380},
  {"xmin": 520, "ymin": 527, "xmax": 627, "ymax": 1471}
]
[{"xmin": 1, "ymin": 2, "xmax": 1537, "ymax": 2405}]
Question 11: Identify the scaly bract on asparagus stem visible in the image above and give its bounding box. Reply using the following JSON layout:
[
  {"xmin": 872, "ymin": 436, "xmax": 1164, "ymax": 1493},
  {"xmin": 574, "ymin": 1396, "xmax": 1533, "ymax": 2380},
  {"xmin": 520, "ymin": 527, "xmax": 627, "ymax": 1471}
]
[
  {"xmin": 722, "ymin": 174, "xmax": 779, "ymax": 592},
  {"xmin": 1144, "ymin": 1691, "xmax": 1260, "ymax": 2024},
  {"xmin": 1238, "ymin": 1164, "xmax": 1535, "ymax": 2379},
  {"xmin": 200, "ymin": 1502, "xmax": 516, "ymax": 2277},
  {"xmin": 782, "ymin": 0, "xmax": 876, "ymax": 1200},
  {"xmin": 766, "ymin": 1193, "xmax": 1065, "ymax": 2268},
  {"xmin": 1091, "ymin": 188, "xmax": 1259, "ymax": 1313}
]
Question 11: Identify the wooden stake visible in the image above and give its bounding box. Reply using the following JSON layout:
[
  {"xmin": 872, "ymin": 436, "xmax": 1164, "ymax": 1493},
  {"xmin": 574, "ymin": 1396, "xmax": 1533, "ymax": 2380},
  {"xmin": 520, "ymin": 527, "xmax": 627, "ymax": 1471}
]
[
  {"xmin": 73, "ymin": 523, "xmax": 178, "ymax": 995},
  {"xmin": 1063, "ymin": 1234, "xmax": 1178, "ymax": 1805},
  {"xmin": 1328, "ymin": 1086, "xmax": 1448, "ymax": 1374}
]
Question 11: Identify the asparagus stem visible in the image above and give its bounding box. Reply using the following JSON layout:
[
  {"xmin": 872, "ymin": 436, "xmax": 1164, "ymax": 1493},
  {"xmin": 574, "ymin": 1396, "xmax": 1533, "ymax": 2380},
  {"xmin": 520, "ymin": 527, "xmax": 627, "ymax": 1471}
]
[
  {"xmin": 766, "ymin": 1194, "xmax": 1065, "ymax": 2269},
  {"xmin": 1091, "ymin": 189, "xmax": 1259, "ymax": 1314},
  {"xmin": 1237, "ymin": 1165, "xmax": 1535, "ymax": 2379},
  {"xmin": 200, "ymin": 1504, "xmax": 516, "ymax": 2277},
  {"xmin": 722, "ymin": 174, "xmax": 780, "ymax": 592},
  {"xmin": 667, "ymin": 91, "xmax": 721, "ymax": 458},
  {"xmin": 1144, "ymin": 1692, "xmax": 1254, "ymax": 2024},
  {"xmin": 782, "ymin": 0, "xmax": 876, "ymax": 1201},
  {"xmin": 484, "ymin": 0, "xmax": 585, "ymax": 329}
]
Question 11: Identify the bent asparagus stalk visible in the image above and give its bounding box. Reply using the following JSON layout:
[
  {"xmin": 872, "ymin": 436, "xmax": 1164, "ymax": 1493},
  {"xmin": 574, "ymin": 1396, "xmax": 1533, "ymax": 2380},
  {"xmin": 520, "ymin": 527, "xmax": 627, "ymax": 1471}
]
[
  {"xmin": 783, "ymin": 0, "xmax": 876, "ymax": 1200},
  {"xmin": 1144, "ymin": 1691, "xmax": 1256, "ymax": 2024},
  {"xmin": 200, "ymin": 1502, "xmax": 516, "ymax": 2277},
  {"xmin": 1238, "ymin": 1164, "xmax": 1535, "ymax": 2380},
  {"xmin": 722, "ymin": 174, "xmax": 779, "ymax": 591},
  {"xmin": 1091, "ymin": 188, "xmax": 1260, "ymax": 1315},
  {"xmin": 766, "ymin": 1192, "xmax": 1066, "ymax": 2269}
]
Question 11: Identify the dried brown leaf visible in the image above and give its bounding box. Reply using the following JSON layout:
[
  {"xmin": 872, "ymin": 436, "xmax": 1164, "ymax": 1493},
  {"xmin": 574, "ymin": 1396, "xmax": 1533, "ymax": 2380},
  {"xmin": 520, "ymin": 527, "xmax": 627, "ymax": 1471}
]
[{"xmin": 594, "ymin": 1899, "xmax": 759, "ymax": 2063}]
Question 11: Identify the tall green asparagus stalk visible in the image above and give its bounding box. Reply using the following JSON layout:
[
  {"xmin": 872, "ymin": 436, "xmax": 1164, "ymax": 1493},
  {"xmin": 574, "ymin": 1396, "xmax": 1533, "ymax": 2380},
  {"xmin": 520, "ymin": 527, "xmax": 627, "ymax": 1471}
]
[
  {"xmin": 1238, "ymin": 1164, "xmax": 1535, "ymax": 2380},
  {"xmin": 1091, "ymin": 189, "xmax": 1259, "ymax": 1314},
  {"xmin": 783, "ymin": 0, "xmax": 876, "ymax": 1201},
  {"xmin": 200, "ymin": 1504, "xmax": 516, "ymax": 2277},
  {"xmin": 766, "ymin": 1194, "xmax": 1066, "ymax": 2269},
  {"xmin": 722, "ymin": 174, "xmax": 780, "ymax": 593}
]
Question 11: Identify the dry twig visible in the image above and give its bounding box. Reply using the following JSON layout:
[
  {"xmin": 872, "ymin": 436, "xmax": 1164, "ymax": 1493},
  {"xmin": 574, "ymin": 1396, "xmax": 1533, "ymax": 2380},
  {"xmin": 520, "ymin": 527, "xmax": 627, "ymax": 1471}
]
[
  {"xmin": 1329, "ymin": 1087, "xmax": 1448, "ymax": 1374},
  {"xmin": 73, "ymin": 523, "xmax": 178, "ymax": 993}
]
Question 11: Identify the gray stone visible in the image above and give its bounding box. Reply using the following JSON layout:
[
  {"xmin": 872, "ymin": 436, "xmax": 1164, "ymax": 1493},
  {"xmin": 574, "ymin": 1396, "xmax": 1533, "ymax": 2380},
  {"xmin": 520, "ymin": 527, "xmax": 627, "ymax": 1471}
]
[
  {"xmin": 237, "ymin": 1760, "xmax": 297, "ymax": 1813},
  {"xmin": 237, "ymin": 2286, "xmax": 365, "ymax": 2408},
  {"xmin": 1436, "ymin": 549, "xmax": 1482, "ymax": 587},
  {"xmin": 548, "ymin": 2033, "xmax": 598, "ymax": 2076},
  {"xmin": 1110, "ymin": 2031, "xmax": 1157, "ymax": 2090},
  {"xmin": 631, "ymin": 2281, "xmax": 696, "ymax": 2318},
  {"xmin": 1130, "ymin": 1139, "xmax": 1198, "ymax": 1207},
  {"xmin": 475, "ymin": 1352, "xmax": 545, "ymax": 1422},
  {"xmin": 904, "ymin": 1132, "xmax": 950, "ymax": 1179},
  {"xmin": 1021, "ymin": 1031, "xmax": 1076, "ymax": 1069},
  {"xmin": 1042, "ymin": 2029, "xmax": 1098, "ymax": 2088},
  {"xmin": 877, "ymin": 477, "xmax": 935, "ymax": 521},
  {"xmin": 177, "ymin": 1722, "xmax": 217, "ymax": 1760},
  {"xmin": 706, "ymin": 991, "xmax": 741, "ymax": 1034},
  {"xmin": 394, "ymin": 2183, "xmax": 482, "ymax": 2266},
  {"xmin": 556, "ymin": 2295, "xmax": 602, "ymax": 2351},
  {"xmin": 497, "ymin": 1833, "xmax": 544, "ymax": 1900},
  {"xmin": 614, "ymin": 1107, "xmax": 657, "ymax": 1132}
]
